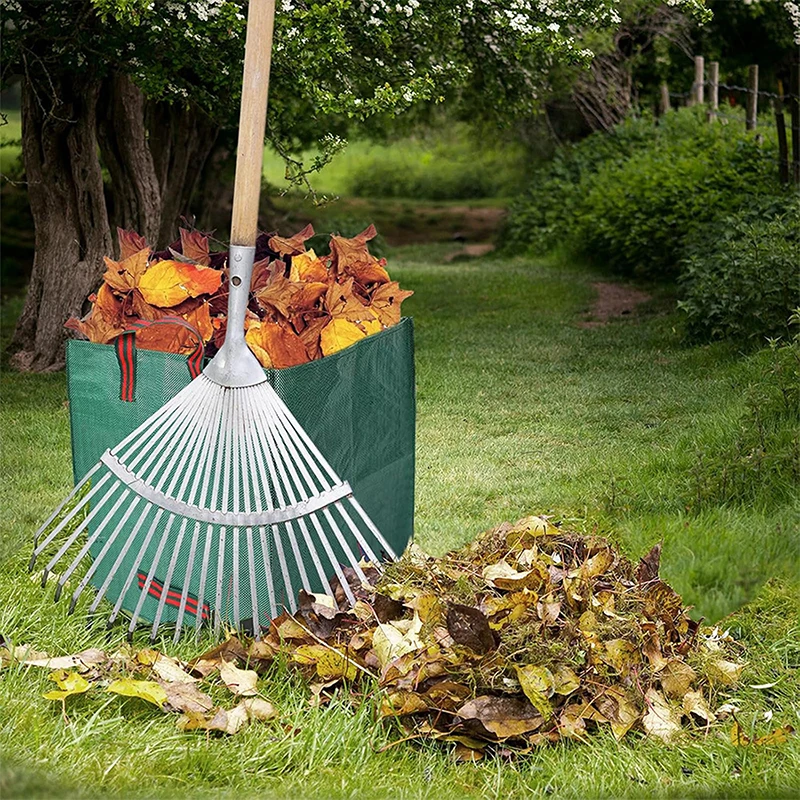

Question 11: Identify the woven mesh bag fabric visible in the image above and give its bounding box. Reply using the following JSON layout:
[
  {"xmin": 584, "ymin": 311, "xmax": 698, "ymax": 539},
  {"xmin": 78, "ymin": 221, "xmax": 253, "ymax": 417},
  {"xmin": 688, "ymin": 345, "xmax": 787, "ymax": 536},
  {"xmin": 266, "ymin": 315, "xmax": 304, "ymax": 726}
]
[{"xmin": 65, "ymin": 318, "xmax": 415, "ymax": 625}]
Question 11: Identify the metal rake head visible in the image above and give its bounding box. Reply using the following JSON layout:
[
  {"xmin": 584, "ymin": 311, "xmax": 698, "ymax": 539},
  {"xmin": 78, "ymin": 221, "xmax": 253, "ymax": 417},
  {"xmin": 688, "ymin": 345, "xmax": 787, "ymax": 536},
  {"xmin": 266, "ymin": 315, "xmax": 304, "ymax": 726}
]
[{"xmin": 31, "ymin": 375, "xmax": 397, "ymax": 642}]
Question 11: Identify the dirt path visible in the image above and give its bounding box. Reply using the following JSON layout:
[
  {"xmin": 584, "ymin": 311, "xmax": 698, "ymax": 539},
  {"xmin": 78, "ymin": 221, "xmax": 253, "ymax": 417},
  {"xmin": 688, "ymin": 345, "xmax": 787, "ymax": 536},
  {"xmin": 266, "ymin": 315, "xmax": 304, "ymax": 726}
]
[{"xmin": 578, "ymin": 281, "xmax": 651, "ymax": 328}]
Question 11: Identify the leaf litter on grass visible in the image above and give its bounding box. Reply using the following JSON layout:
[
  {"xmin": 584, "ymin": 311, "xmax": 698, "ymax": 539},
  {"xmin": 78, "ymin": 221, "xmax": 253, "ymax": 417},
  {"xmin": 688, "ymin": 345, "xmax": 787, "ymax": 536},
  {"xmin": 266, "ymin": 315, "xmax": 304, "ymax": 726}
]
[{"xmin": 2, "ymin": 516, "xmax": 794, "ymax": 755}]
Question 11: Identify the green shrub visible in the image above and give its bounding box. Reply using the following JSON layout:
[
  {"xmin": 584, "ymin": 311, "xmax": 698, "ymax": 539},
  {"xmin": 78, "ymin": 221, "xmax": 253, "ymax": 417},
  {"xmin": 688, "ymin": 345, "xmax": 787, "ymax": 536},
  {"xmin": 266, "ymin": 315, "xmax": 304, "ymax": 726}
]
[
  {"xmin": 345, "ymin": 125, "xmax": 528, "ymax": 200},
  {"xmin": 690, "ymin": 318, "xmax": 800, "ymax": 510},
  {"xmin": 505, "ymin": 108, "xmax": 782, "ymax": 279},
  {"xmin": 678, "ymin": 196, "xmax": 800, "ymax": 344}
]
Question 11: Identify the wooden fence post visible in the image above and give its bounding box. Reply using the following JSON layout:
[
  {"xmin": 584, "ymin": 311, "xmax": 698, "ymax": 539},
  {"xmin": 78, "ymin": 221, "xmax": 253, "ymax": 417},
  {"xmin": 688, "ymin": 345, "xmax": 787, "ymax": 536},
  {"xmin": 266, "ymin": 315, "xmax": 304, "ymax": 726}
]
[
  {"xmin": 690, "ymin": 56, "xmax": 704, "ymax": 106},
  {"xmin": 746, "ymin": 64, "xmax": 758, "ymax": 131},
  {"xmin": 791, "ymin": 58, "xmax": 800, "ymax": 185},
  {"xmin": 775, "ymin": 80, "xmax": 790, "ymax": 184},
  {"xmin": 660, "ymin": 82, "xmax": 671, "ymax": 115},
  {"xmin": 708, "ymin": 61, "xmax": 719, "ymax": 121}
]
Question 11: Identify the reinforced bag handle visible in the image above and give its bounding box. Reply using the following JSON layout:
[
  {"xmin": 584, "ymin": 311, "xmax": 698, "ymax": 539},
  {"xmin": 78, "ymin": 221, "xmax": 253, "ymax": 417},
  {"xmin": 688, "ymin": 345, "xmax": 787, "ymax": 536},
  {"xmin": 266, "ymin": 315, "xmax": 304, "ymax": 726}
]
[{"xmin": 113, "ymin": 316, "xmax": 205, "ymax": 402}]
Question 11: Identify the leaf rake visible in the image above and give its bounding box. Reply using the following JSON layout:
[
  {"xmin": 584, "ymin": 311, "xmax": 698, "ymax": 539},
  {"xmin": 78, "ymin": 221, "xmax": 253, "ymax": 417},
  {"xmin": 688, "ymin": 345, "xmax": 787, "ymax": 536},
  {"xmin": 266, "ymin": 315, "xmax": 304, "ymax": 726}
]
[{"xmin": 30, "ymin": 0, "xmax": 399, "ymax": 641}]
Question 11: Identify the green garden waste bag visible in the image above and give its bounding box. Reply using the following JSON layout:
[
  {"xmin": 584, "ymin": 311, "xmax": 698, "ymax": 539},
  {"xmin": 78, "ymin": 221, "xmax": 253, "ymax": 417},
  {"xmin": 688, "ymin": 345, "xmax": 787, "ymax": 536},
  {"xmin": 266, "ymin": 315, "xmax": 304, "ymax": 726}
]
[{"xmin": 65, "ymin": 318, "xmax": 415, "ymax": 626}]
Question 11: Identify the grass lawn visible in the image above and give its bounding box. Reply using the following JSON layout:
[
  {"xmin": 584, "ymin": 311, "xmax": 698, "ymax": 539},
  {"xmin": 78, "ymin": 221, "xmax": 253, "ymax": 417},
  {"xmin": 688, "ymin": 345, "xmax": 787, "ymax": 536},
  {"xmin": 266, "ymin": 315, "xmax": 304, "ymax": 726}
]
[{"xmin": 1, "ymin": 249, "xmax": 798, "ymax": 798}]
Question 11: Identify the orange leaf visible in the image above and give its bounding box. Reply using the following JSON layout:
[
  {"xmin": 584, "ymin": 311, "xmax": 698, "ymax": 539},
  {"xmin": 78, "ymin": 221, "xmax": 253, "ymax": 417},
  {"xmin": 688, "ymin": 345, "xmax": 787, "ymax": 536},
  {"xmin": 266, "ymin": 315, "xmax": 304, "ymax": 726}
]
[
  {"xmin": 138, "ymin": 260, "xmax": 223, "ymax": 308},
  {"xmin": 255, "ymin": 268, "xmax": 298, "ymax": 318},
  {"xmin": 320, "ymin": 318, "xmax": 366, "ymax": 356},
  {"xmin": 117, "ymin": 228, "xmax": 148, "ymax": 260},
  {"xmin": 183, "ymin": 301, "xmax": 214, "ymax": 343},
  {"xmin": 370, "ymin": 281, "xmax": 414, "ymax": 327},
  {"xmin": 289, "ymin": 249, "xmax": 329, "ymax": 283},
  {"xmin": 93, "ymin": 282, "xmax": 124, "ymax": 328},
  {"xmin": 180, "ymin": 229, "xmax": 211, "ymax": 266},
  {"xmin": 348, "ymin": 257, "xmax": 390, "ymax": 286},
  {"xmin": 325, "ymin": 278, "xmax": 375, "ymax": 324},
  {"xmin": 245, "ymin": 322, "xmax": 273, "ymax": 368},
  {"xmin": 246, "ymin": 320, "xmax": 310, "ymax": 368},
  {"xmin": 291, "ymin": 282, "xmax": 328, "ymax": 313},
  {"xmin": 329, "ymin": 225, "xmax": 377, "ymax": 277},
  {"xmin": 269, "ymin": 223, "xmax": 315, "ymax": 257},
  {"xmin": 103, "ymin": 248, "xmax": 150, "ymax": 294}
]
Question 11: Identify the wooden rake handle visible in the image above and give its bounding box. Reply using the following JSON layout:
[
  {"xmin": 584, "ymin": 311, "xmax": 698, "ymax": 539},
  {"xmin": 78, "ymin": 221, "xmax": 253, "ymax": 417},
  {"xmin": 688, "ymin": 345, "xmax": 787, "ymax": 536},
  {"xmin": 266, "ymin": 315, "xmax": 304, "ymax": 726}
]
[{"xmin": 230, "ymin": 0, "xmax": 276, "ymax": 247}]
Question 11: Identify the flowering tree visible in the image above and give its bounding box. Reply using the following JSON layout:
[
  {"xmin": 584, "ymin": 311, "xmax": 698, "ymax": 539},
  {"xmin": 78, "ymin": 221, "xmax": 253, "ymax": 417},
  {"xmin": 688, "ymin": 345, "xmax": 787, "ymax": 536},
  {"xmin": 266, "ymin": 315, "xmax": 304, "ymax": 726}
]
[{"xmin": 3, "ymin": 0, "xmax": 709, "ymax": 370}]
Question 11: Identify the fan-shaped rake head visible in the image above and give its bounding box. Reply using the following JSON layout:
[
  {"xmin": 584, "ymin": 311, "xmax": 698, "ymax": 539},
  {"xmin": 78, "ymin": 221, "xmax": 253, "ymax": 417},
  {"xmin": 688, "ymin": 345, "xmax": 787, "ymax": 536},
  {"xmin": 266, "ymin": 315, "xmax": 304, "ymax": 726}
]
[{"xmin": 30, "ymin": 375, "xmax": 397, "ymax": 642}]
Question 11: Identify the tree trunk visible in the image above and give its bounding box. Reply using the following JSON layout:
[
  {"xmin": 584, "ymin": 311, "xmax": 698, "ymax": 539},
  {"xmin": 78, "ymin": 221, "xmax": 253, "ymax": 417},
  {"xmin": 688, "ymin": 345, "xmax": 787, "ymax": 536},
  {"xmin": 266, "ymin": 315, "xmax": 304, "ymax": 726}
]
[
  {"xmin": 9, "ymin": 75, "xmax": 228, "ymax": 371},
  {"xmin": 97, "ymin": 73, "xmax": 162, "ymax": 247},
  {"xmin": 147, "ymin": 102, "xmax": 222, "ymax": 246},
  {"xmin": 9, "ymin": 76, "xmax": 113, "ymax": 371}
]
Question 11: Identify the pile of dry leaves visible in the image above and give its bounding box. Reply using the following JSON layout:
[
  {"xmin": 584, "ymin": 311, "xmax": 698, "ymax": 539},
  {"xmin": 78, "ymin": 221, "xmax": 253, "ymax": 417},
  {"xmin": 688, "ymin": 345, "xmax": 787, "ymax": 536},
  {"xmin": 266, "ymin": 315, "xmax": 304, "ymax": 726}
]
[
  {"xmin": 66, "ymin": 224, "xmax": 412, "ymax": 368},
  {"xmin": 4, "ymin": 517, "xmax": 794, "ymax": 756}
]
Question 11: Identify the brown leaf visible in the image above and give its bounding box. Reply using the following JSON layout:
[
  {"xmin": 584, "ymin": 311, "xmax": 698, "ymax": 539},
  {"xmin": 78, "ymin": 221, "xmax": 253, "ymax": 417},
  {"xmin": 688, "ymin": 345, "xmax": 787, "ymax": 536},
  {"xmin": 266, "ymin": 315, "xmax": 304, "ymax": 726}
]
[
  {"xmin": 369, "ymin": 281, "xmax": 413, "ymax": 327},
  {"xmin": 103, "ymin": 248, "xmax": 150, "ymax": 294},
  {"xmin": 179, "ymin": 229, "xmax": 211, "ymax": 265},
  {"xmin": 446, "ymin": 604, "xmax": 495, "ymax": 654},
  {"xmin": 269, "ymin": 223, "xmax": 315, "ymax": 257},
  {"xmin": 118, "ymin": 228, "xmax": 148, "ymax": 260},
  {"xmin": 162, "ymin": 681, "xmax": 215, "ymax": 715},
  {"xmin": 456, "ymin": 696, "xmax": 544, "ymax": 740},
  {"xmin": 218, "ymin": 660, "xmax": 259, "ymax": 696},
  {"xmin": 660, "ymin": 659, "xmax": 696, "ymax": 698},
  {"xmin": 189, "ymin": 636, "xmax": 249, "ymax": 677},
  {"xmin": 637, "ymin": 543, "xmax": 662, "ymax": 584},
  {"xmin": 329, "ymin": 225, "xmax": 377, "ymax": 277}
]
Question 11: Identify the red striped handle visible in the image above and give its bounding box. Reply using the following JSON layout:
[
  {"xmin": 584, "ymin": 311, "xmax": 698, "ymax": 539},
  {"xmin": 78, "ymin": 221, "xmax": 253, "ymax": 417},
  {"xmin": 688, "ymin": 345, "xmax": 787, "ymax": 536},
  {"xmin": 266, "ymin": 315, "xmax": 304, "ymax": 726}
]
[{"xmin": 113, "ymin": 317, "xmax": 205, "ymax": 402}]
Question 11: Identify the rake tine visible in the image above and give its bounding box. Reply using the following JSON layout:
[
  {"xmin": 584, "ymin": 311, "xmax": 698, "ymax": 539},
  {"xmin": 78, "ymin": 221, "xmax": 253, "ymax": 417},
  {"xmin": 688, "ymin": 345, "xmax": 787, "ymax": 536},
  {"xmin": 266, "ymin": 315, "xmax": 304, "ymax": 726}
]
[
  {"xmin": 55, "ymin": 496, "xmax": 141, "ymax": 602},
  {"xmin": 331, "ymin": 501, "xmax": 381, "ymax": 567},
  {"xmin": 107, "ymin": 508, "xmax": 165, "ymax": 628},
  {"xmin": 194, "ymin": 523, "xmax": 214, "ymax": 642},
  {"xmin": 258, "ymin": 526, "xmax": 277, "ymax": 620},
  {"xmin": 69, "ymin": 497, "xmax": 142, "ymax": 615},
  {"xmin": 321, "ymin": 506, "xmax": 369, "ymax": 584},
  {"xmin": 87, "ymin": 506, "xmax": 154, "ymax": 619},
  {"xmin": 40, "ymin": 482, "xmax": 122, "ymax": 586},
  {"xmin": 246, "ymin": 527, "xmax": 260, "ymax": 638},
  {"xmin": 348, "ymin": 496, "xmax": 399, "ymax": 561},
  {"xmin": 33, "ymin": 464, "xmax": 101, "ymax": 549},
  {"xmin": 150, "ymin": 518, "xmax": 189, "ymax": 641},
  {"xmin": 293, "ymin": 515, "xmax": 340, "ymax": 598},
  {"xmin": 232, "ymin": 527, "xmax": 241, "ymax": 628},
  {"xmin": 128, "ymin": 514, "xmax": 177, "ymax": 636},
  {"xmin": 174, "ymin": 388, "xmax": 226, "ymax": 642},
  {"xmin": 271, "ymin": 523, "xmax": 294, "ymax": 611},
  {"xmin": 249, "ymin": 394, "xmax": 311, "ymax": 592},
  {"xmin": 173, "ymin": 522, "xmax": 201, "ymax": 643},
  {"xmin": 306, "ymin": 512, "xmax": 357, "ymax": 606},
  {"xmin": 213, "ymin": 526, "xmax": 227, "ymax": 635},
  {"xmin": 31, "ymin": 472, "xmax": 111, "ymax": 569}
]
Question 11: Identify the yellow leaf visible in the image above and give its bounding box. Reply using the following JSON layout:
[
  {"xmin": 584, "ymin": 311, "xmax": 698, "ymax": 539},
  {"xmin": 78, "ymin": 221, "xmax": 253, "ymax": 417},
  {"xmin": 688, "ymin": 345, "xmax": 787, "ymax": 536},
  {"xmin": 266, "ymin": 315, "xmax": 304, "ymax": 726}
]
[
  {"xmin": 515, "ymin": 665, "xmax": 555, "ymax": 719},
  {"xmin": 360, "ymin": 318, "xmax": 382, "ymax": 335},
  {"xmin": 707, "ymin": 659, "xmax": 745, "ymax": 686},
  {"xmin": 43, "ymin": 670, "xmax": 91, "ymax": 701},
  {"xmin": 682, "ymin": 690, "xmax": 713, "ymax": 724},
  {"xmin": 107, "ymin": 678, "xmax": 167, "ymax": 707},
  {"xmin": 642, "ymin": 688, "xmax": 682, "ymax": 743},
  {"xmin": 294, "ymin": 645, "xmax": 357, "ymax": 681},
  {"xmin": 138, "ymin": 260, "xmax": 222, "ymax": 308},
  {"xmin": 320, "ymin": 318, "xmax": 366, "ymax": 356},
  {"xmin": 218, "ymin": 660, "xmax": 259, "ymax": 697},
  {"xmin": 552, "ymin": 665, "xmax": 580, "ymax": 695},
  {"xmin": 660, "ymin": 659, "xmax": 696, "ymax": 698}
]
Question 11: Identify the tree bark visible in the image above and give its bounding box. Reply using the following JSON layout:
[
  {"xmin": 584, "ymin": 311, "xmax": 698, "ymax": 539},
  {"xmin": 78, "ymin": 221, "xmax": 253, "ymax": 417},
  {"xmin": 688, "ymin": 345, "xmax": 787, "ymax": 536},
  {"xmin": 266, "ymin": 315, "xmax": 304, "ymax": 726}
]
[
  {"xmin": 147, "ymin": 101, "xmax": 221, "ymax": 246},
  {"xmin": 9, "ymin": 72, "xmax": 230, "ymax": 371},
  {"xmin": 97, "ymin": 73, "xmax": 162, "ymax": 246},
  {"xmin": 9, "ymin": 75, "xmax": 113, "ymax": 371}
]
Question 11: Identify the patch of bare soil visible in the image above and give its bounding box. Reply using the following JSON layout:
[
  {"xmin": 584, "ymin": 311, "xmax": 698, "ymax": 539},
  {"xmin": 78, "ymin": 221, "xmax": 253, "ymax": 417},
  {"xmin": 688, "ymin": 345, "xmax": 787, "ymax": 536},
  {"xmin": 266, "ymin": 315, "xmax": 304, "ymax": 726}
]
[
  {"xmin": 443, "ymin": 243, "xmax": 496, "ymax": 262},
  {"xmin": 578, "ymin": 281, "xmax": 651, "ymax": 329}
]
